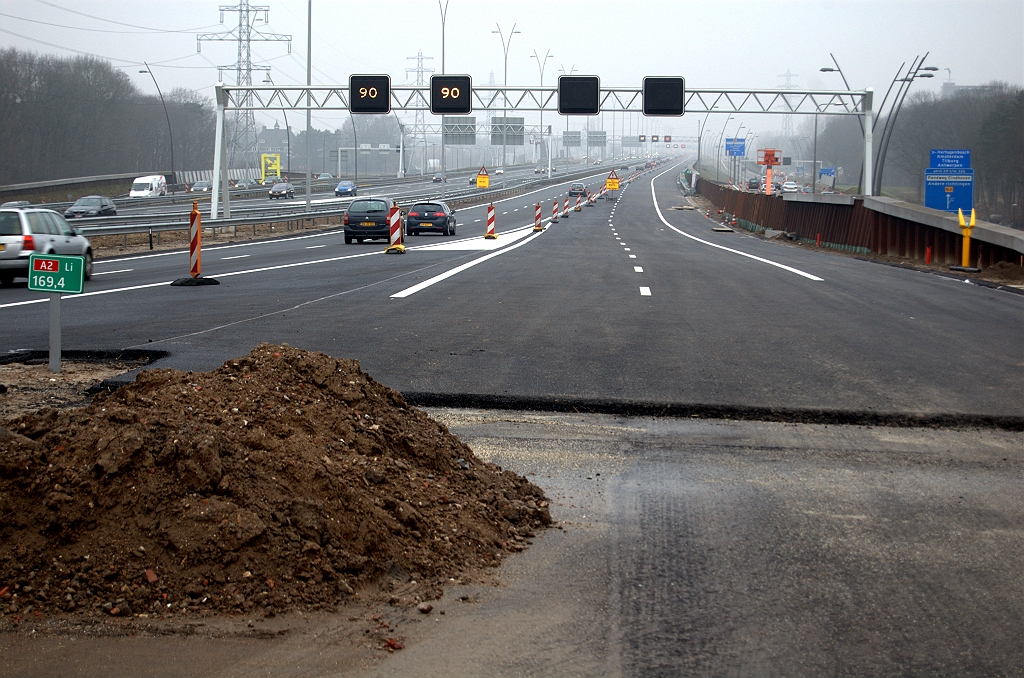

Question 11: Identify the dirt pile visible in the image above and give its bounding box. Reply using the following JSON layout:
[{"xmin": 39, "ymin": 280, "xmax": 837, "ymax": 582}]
[
  {"xmin": 0, "ymin": 344, "xmax": 551, "ymax": 622},
  {"xmin": 983, "ymin": 260, "xmax": 1024, "ymax": 284}
]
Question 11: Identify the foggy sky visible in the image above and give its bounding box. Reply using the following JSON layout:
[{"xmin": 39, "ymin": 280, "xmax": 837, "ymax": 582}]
[{"xmin": 2, "ymin": 0, "xmax": 1022, "ymax": 138}]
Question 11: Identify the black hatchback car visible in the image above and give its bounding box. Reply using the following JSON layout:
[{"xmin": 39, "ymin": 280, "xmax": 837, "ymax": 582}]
[
  {"xmin": 268, "ymin": 182, "xmax": 295, "ymax": 199},
  {"xmin": 405, "ymin": 202, "xmax": 456, "ymax": 236},
  {"xmin": 64, "ymin": 195, "xmax": 117, "ymax": 218},
  {"xmin": 344, "ymin": 197, "xmax": 396, "ymax": 244}
]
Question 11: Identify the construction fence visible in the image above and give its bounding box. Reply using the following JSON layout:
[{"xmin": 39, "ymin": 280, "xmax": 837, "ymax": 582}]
[{"xmin": 696, "ymin": 180, "xmax": 1024, "ymax": 269}]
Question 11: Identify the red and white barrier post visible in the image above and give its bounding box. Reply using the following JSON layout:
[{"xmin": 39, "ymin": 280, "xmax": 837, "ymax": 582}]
[
  {"xmin": 384, "ymin": 205, "xmax": 405, "ymax": 253},
  {"xmin": 189, "ymin": 201, "xmax": 201, "ymax": 277},
  {"xmin": 574, "ymin": 195, "xmax": 582, "ymax": 212},
  {"xmin": 534, "ymin": 202, "xmax": 543, "ymax": 231},
  {"xmin": 563, "ymin": 197, "xmax": 570, "ymax": 218},
  {"xmin": 484, "ymin": 203, "xmax": 497, "ymax": 239},
  {"xmin": 552, "ymin": 199, "xmax": 559, "ymax": 223}
]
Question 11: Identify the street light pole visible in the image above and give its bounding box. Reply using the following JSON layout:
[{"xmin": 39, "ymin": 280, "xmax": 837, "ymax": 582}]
[
  {"xmin": 874, "ymin": 54, "xmax": 936, "ymax": 195},
  {"xmin": 493, "ymin": 23, "xmax": 520, "ymax": 176},
  {"xmin": 304, "ymin": 0, "xmax": 312, "ymax": 210},
  {"xmin": 716, "ymin": 115, "xmax": 733, "ymax": 182},
  {"xmin": 438, "ymin": 0, "xmax": 449, "ymax": 74},
  {"xmin": 559, "ymin": 64, "xmax": 577, "ymax": 170},
  {"xmin": 820, "ymin": 53, "xmax": 866, "ymax": 193},
  {"xmin": 140, "ymin": 62, "xmax": 175, "ymax": 194},
  {"xmin": 531, "ymin": 49, "xmax": 553, "ymax": 172},
  {"xmin": 731, "ymin": 123, "xmax": 745, "ymax": 184}
]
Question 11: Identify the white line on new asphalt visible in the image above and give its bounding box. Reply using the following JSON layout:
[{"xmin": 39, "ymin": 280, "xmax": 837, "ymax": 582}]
[
  {"xmin": 220, "ymin": 255, "xmax": 250, "ymax": 260},
  {"xmin": 306, "ymin": 244, "xmax": 326, "ymax": 249},
  {"xmin": 629, "ymin": 255, "xmax": 636, "ymax": 259},
  {"xmin": 649, "ymin": 166, "xmax": 823, "ymax": 282},
  {"xmin": 640, "ymin": 287, "xmax": 651, "ymax": 296},
  {"xmin": 634, "ymin": 266, "xmax": 644, "ymax": 272},
  {"xmin": 91, "ymin": 269, "xmax": 133, "ymax": 276}
]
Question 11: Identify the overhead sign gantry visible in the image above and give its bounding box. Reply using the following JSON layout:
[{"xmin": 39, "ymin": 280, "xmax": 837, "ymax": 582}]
[{"xmin": 210, "ymin": 76, "xmax": 874, "ymax": 217}]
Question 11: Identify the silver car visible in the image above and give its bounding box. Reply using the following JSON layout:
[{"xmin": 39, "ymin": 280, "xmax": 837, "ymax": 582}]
[{"xmin": 0, "ymin": 208, "xmax": 93, "ymax": 286}]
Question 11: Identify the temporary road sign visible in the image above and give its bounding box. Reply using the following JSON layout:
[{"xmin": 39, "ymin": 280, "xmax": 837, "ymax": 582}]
[
  {"xmin": 27, "ymin": 253, "xmax": 84, "ymax": 295},
  {"xmin": 924, "ymin": 168, "xmax": 974, "ymax": 212},
  {"xmin": 476, "ymin": 166, "xmax": 489, "ymax": 189},
  {"xmin": 606, "ymin": 169, "xmax": 620, "ymax": 191}
]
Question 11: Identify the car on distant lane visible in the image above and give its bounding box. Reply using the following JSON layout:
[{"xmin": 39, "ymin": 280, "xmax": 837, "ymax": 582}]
[
  {"xmin": 0, "ymin": 207, "xmax": 93, "ymax": 286},
  {"xmin": 191, "ymin": 180, "xmax": 213, "ymax": 193},
  {"xmin": 782, "ymin": 181, "xmax": 800, "ymax": 193},
  {"xmin": 432, "ymin": 174, "xmax": 445, "ymax": 183},
  {"xmin": 268, "ymin": 182, "xmax": 295, "ymax": 199},
  {"xmin": 64, "ymin": 196, "xmax": 117, "ymax": 218},
  {"xmin": 334, "ymin": 180, "xmax": 357, "ymax": 197},
  {"xmin": 568, "ymin": 182, "xmax": 587, "ymax": 196}
]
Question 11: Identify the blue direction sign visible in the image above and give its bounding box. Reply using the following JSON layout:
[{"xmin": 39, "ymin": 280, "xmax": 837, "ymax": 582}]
[
  {"xmin": 930, "ymin": 149, "xmax": 970, "ymax": 169},
  {"xmin": 924, "ymin": 168, "xmax": 974, "ymax": 212},
  {"xmin": 724, "ymin": 138, "xmax": 746, "ymax": 156}
]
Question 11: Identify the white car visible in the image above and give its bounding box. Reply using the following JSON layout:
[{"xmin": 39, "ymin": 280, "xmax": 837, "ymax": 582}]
[
  {"xmin": 494, "ymin": 168, "xmax": 504, "ymax": 175},
  {"xmin": 781, "ymin": 181, "xmax": 800, "ymax": 193}
]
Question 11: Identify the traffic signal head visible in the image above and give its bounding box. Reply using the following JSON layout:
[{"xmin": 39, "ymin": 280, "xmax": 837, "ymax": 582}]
[
  {"xmin": 642, "ymin": 76, "xmax": 685, "ymax": 116},
  {"xmin": 350, "ymin": 75, "xmax": 391, "ymax": 114},
  {"xmin": 558, "ymin": 76, "xmax": 600, "ymax": 115}
]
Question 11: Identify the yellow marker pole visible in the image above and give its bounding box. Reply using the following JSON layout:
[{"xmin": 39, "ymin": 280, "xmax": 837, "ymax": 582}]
[{"xmin": 958, "ymin": 208, "xmax": 976, "ymax": 268}]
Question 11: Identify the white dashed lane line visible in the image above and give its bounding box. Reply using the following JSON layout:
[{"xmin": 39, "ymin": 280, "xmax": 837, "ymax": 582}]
[
  {"xmin": 624, "ymin": 248, "xmax": 630, "ymax": 251},
  {"xmin": 306, "ymin": 245, "xmax": 326, "ymax": 249},
  {"xmin": 221, "ymin": 255, "xmax": 250, "ymax": 260},
  {"xmin": 629, "ymin": 254, "xmax": 636, "ymax": 259},
  {"xmin": 634, "ymin": 266, "xmax": 643, "ymax": 273},
  {"xmin": 640, "ymin": 287, "xmax": 651, "ymax": 296}
]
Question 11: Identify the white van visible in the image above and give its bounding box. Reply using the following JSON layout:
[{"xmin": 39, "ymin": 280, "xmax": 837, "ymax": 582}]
[{"xmin": 129, "ymin": 175, "xmax": 167, "ymax": 198}]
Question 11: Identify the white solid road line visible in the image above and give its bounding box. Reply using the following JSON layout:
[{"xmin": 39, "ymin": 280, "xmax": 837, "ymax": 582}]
[
  {"xmin": 91, "ymin": 269, "xmax": 133, "ymax": 276},
  {"xmin": 640, "ymin": 287, "xmax": 652, "ymax": 296},
  {"xmin": 649, "ymin": 165, "xmax": 823, "ymax": 282},
  {"xmin": 391, "ymin": 228, "xmax": 546, "ymax": 298},
  {"xmin": 220, "ymin": 254, "xmax": 250, "ymax": 260}
]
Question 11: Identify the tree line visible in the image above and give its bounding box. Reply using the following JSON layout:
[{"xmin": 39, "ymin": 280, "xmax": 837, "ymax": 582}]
[{"xmin": 0, "ymin": 48, "xmax": 216, "ymax": 185}]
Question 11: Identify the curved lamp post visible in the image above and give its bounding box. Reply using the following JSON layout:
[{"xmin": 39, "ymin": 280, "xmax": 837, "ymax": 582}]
[{"xmin": 140, "ymin": 62, "xmax": 175, "ymax": 194}]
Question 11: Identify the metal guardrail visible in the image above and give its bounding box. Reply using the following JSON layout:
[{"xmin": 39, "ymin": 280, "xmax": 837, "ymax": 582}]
[{"xmin": 77, "ymin": 167, "xmax": 607, "ymax": 240}]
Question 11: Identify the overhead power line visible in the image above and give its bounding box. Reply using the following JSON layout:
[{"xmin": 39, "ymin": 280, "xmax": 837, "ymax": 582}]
[{"xmin": 32, "ymin": 0, "xmax": 222, "ymax": 33}]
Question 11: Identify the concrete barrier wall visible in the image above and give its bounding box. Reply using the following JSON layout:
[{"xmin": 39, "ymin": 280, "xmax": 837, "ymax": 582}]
[{"xmin": 697, "ymin": 180, "xmax": 1024, "ymax": 268}]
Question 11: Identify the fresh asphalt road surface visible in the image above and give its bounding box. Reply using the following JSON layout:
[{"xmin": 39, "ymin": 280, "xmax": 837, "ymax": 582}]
[{"xmin": 4, "ymin": 162, "xmax": 1021, "ymax": 418}]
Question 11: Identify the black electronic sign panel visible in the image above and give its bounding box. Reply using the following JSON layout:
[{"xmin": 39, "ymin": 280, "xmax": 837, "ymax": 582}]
[
  {"xmin": 558, "ymin": 75, "xmax": 600, "ymax": 116},
  {"xmin": 639, "ymin": 135, "xmax": 647, "ymax": 142},
  {"xmin": 642, "ymin": 76, "xmax": 685, "ymax": 116},
  {"xmin": 349, "ymin": 74, "xmax": 391, "ymax": 114},
  {"xmin": 431, "ymin": 75, "xmax": 472, "ymax": 115},
  {"xmin": 664, "ymin": 135, "xmax": 672, "ymax": 142},
  {"xmin": 652, "ymin": 135, "xmax": 660, "ymax": 142}
]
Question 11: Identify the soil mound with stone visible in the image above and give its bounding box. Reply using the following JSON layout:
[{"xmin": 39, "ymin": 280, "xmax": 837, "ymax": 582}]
[{"xmin": 0, "ymin": 344, "xmax": 550, "ymax": 621}]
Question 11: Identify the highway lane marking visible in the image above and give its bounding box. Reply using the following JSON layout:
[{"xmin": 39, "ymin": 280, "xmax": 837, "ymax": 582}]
[
  {"xmin": 91, "ymin": 269, "xmax": 133, "ymax": 276},
  {"xmin": 220, "ymin": 254, "xmax": 250, "ymax": 260},
  {"xmin": 629, "ymin": 254, "xmax": 636, "ymax": 259},
  {"xmin": 391, "ymin": 228, "xmax": 548, "ymax": 298},
  {"xmin": 306, "ymin": 245, "xmax": 326, "ymax": 249},
  {"xmin": 649, "ymin": 166, "xmax": 823, "ymax": 282},
  {"xmin": 624, "ymin": 248, "xmax": 631, "ymax": 251},
  {"xmin": 640, "ymin": 287, "xmax": 651, "ymax": 296},
  {"xmin": 95, "ymin": 228, "xmax": 342, "ymax": 264},
  {"xmin": 634, "ymin": 266, "xmax": 644, "ymax": 272}
]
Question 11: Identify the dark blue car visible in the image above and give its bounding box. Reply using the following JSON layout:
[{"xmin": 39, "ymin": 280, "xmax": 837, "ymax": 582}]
[{"xmin": 335, "ymin": 180, "xmax": 357, "ymax": 197}]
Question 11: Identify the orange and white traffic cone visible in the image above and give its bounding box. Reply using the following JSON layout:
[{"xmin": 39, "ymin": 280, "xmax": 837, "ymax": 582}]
[
  {"xmin": 484, "ymin": 203, "xmax": 497, "ymax": 239},
  {"xmin": 552, "ymin": 199, "xmax": 559, "ymax": 223},
  {"xmin": 384, "ymin": 206, "xmax": 405, "ymax": 253},
  {"xmin": 563, "ymin": 197, "xmax": 570, "ymax": 218},
  {"xmin": 534, "ymin": 202, "xmax": 544, "ymax": 231}
]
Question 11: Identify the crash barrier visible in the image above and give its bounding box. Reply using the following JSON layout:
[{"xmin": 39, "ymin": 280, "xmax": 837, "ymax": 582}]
[
  {"xmin": 484, "ymin": 203, "xmax": 497, "ymax": 239},
  {"xmin": 696, "ymin": 179, "xmax": 1024, "ymax": 268}
]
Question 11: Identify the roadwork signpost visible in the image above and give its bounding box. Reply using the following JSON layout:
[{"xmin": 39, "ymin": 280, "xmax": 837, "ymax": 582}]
[
  {"xmin": 27, "ymin": 253, "xmax": 85, "ymax": 373},
  {"xmin": 476, "ymin": 166, "xmax": 489, "ymax": 189},
  {"xmin": 606, "ymin": 169, "xmax": 620, "ymax": 192}
]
